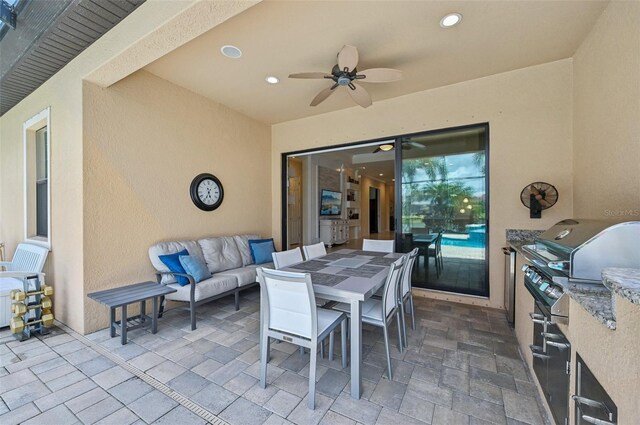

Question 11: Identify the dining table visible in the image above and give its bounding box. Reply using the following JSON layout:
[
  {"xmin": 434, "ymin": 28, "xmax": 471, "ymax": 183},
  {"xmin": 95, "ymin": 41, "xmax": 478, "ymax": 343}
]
[{"xmin": 282, "ymin": 248, "xmax": 402, "ymax": 399}]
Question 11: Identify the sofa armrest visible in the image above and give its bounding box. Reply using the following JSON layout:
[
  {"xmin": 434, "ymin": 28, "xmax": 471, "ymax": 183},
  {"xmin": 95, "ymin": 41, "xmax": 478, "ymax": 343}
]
[{"xmin": 155, "ymin": 272, "xmax": 196, "ymax": 302}]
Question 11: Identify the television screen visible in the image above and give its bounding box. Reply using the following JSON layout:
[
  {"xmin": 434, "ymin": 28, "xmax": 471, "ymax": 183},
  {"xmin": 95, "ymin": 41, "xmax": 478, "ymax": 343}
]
[{"xmin": 320, "ymin": 189, "xmax": 342, "ymax": 216}]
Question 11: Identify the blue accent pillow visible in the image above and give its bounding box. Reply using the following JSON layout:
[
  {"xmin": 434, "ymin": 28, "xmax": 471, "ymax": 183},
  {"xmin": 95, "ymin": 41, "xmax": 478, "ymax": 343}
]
[
  {"xmin": 158, "ymin": 249, "xmax": 190, "ymax": 286},
  {"xmin": 179, "ymin": 255, "xmax": 211, "ymax": 283},
  {"xmin": 248, "ymin": 238, "xmax": 276, "ymax": 265}
]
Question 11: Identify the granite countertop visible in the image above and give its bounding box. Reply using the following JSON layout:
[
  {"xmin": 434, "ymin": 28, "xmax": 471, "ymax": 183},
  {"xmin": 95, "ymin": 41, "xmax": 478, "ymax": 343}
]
[
  {"xmin": 505, "ymin": 229, "xmax": 543, "ymax": 253},
  {"xmin": 602, "ymin": 268, "xmax": 640, "ymax": 305},
  {"xmin": 559, "ymin": 281, "xmax": 617, "ymax": 330}
]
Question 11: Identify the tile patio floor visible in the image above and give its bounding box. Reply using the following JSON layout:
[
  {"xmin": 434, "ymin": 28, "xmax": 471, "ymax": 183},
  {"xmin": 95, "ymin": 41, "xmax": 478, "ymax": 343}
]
[{"xmin": 1, "ymin": 288, "xmax": 549, "ymax": 425}]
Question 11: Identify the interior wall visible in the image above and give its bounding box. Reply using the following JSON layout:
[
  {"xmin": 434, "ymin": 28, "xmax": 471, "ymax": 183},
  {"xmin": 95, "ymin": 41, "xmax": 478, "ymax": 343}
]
[
  {"xmin": 359, "ymin": 177, "xmax": 390, "ymax": 235},
  {"xmin": 572, "ymin": 0, "xmax": 640, "ymax": 221},
  {"xmin": 272, "ymin": 60, "xmax": 574, "ymax": 309},
  {"xmin": 82, "ymin": 70, "xmax": 271, "ymax": 333}
]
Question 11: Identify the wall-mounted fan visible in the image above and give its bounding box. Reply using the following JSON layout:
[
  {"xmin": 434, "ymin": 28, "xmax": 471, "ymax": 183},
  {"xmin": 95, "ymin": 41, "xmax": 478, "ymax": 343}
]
[
  {"xmin": 520, "ymin": 182, "xmax": 558, "ymax": 218},
  {"xmin": 289, "ymin": 45, "xmax": 402, "ymax": 108}
]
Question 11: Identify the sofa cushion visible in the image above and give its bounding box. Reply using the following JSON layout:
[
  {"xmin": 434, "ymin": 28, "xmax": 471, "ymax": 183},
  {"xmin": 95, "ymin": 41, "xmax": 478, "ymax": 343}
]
[
  {"xmin": 179, "ymin": 255, "xmax": 211, "ymax": 283},
  {"xmin": 164, "ymin": 274, "xmax": 238, "ymax": 303},
  {"xmin": 218, "ymin": 266, "xmax": 259, "ymax": 287},
  {"xmin": 158, "ymin": 249, "xmax": 190, "ymax": 286},
  {"xmin": 198, "ymin": 237, "xmax": 242, "ymax": 273},
  {"xmin": 149, "ymin": 240, "xmax": 205, "ymax": 284},
  {"xmin": 249, "ymin": 238, "xmax": 276, "ymax": 265},
  {"xmin": 233, "ymin": 234, "xmax": 260, "ymax": 266}
]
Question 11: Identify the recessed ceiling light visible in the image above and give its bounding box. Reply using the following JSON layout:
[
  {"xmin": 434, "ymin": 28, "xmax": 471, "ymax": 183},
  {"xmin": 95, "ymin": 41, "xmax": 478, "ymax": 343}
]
[
  {"xmin": 379, "ymin": 173, "xmax": 384, "ymax": 176},
  {"xmin": 220, "ymin": 45, "xmax": 242, "ymax": 59},
  {"xmin": 440, "ymin": 13, "xmax": 462, "ymax": 28},
  {"xmin": 265, "ymin": 76, "xmax": 279, "ymax": 84}
]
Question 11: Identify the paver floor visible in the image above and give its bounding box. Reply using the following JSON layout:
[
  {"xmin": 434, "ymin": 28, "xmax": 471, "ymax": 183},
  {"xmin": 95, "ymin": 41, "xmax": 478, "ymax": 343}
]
[{"xmin": 1, "ymin": 288, "xmax": 550, "ymax": 425}]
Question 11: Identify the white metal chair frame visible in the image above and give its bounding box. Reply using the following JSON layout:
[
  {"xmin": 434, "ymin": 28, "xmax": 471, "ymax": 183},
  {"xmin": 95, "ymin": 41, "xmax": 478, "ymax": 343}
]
[
  {"xmin": 398, "ymin": 248, "xmax": 419, "ymax": 349},
  {"xmin": 428, "ymin": 232, "xmax": 444, "ymax": 277},
  {"xmin": 0, "ymin": 243, "xmax": 49, "ymax": 273},
  {"xmin": 272, "ymin": 247, "xmax": 304, "ymax": 269},
  {"xmin": 362, "ymin": 239, "xmax": 395, "ymax": 253},
  {"xmin": 302, "ymin": 242, "xmax": 327, "ymax": 260},
  {"xmin": 257, "ymin": 268, "xmax": 347, "ymax": 409}
]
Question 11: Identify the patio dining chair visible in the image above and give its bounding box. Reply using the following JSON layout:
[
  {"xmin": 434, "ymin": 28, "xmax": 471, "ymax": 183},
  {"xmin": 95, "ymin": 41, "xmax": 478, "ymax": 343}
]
[
  {"xmin": 257, "ymin": 268, "xmax": 347, "ymax": 409},
  {"xmin": 332, "ymin": 255, "xmax": 405, "ymax": 379},
  {"xmin": 302, "ymin": 242, "xmax": 327, "ymax": 260},
  {"xmin": 428, "ymin": 232, "xmax": 443, "ymax": 277},
  {"xmin": 0, "ymin": 242, "xmax": 49, "ymax": 273},
  {"xmin": 399, "ymin": 248, "xmax": 419, "ymax": 348},
  {"xmin": 272, "ymin": 247, "xmax": 304, "ymax": 269},
  {"xmin": 362, "ymin": 238, "xmax": 395, "ymax": 253}
]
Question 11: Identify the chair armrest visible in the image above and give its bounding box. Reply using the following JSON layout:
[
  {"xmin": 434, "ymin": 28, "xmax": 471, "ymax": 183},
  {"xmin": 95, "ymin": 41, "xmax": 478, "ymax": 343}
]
[
  {"xmin": 0, "ymin": 271, "xmax": 46, "ymax": 280},
  {"xmin": 155, "ymin": 272, "xmax": 196, "ymax": 302}
]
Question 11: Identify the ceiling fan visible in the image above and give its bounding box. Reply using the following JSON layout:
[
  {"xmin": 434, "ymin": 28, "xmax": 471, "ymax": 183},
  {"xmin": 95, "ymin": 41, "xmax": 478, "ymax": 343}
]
[
  {"xmin": 372, "ymin": 141, "xmax": 426, "ymax": 153},
  {"xmin": 289, "ymin": 45, "xmax": 402, "ymax": 108}
]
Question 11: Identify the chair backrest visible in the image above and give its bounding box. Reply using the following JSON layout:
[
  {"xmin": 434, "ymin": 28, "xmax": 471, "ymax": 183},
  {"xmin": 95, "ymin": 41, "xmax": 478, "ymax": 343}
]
[
  {"xmin": 6, "ymin": 243, "xmax": 49, "ymax": 272},
  {"xmin": 401, "ymin": 248, "xmax": 419, "ymax": 297},
  {"xmin": 257, "ymin": 268, "xmax": 317, "ymax": 340},
  {"xmin": 381, "ymin": 256, "xmax": 405, "ymax": 317},
  {"xmin": 362, "ymin": 239, "xmax": 395, "ymax": 253},
  {"xmin": 302, "ymin": 242, "xmax": 326, "ymax": 260},
  {"xmin": 272, "ymin": 247, "xmax": 304, "ymax": 269},
  {"xmin": 435, "ymin": 232, "xmax": 443, "ymax": 251}
]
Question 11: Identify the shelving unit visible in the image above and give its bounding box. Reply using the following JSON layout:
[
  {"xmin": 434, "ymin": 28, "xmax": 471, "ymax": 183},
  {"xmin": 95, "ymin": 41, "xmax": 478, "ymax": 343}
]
[{"xmin": 345, "ymin": 173, "xmax": 361, "ymax": 240}]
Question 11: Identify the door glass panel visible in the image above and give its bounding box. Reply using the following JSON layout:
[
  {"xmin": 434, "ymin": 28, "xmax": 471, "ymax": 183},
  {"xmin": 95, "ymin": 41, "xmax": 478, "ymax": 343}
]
[{"xmin": 399, "ymin": 125, "xmax": 488, "ymax": 296}]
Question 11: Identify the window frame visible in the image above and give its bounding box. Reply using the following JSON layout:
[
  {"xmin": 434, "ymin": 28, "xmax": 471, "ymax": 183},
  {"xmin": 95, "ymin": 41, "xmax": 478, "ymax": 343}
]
[{"xmin": 23, "ymin": 107, "xmax": 51, "ymax": 249}]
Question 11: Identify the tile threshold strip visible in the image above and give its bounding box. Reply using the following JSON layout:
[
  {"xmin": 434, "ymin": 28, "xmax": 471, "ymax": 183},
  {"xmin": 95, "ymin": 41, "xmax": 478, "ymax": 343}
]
[{"xmin": 54, "ymin": 321, "xmax": 228, "ymax": 425}]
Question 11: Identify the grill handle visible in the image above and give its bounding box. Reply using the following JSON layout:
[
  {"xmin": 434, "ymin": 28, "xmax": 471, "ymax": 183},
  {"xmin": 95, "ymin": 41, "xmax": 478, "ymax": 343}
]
[
  {"xmin": 529, "ymin": 344, "xmax": 550, "ymax": 359},
  {"xmin": 580, "ymin": 415, "xmax": 616, "ymax": 425},
  {"xmin": 545, "ymin": 340, "xmax": 570, "ymax": 350},
  {"xmin": 529, "ymin": 312, "xmax": 546, "ymax": 324},
  {"xmin": 573, "ymin": 396, "xmax": 616, "ymax": 425}
]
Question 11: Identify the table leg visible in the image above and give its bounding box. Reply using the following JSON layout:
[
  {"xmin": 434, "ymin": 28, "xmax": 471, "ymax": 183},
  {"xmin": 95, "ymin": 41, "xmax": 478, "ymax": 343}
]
[
  {"xmin": 110, "ymin": 308, "xmax": 116, "ymax": 337},
  {"xmin": 121, "ymin": 304, "xmax": 128, "ymax": 345},
  {"xmin": 349, "ymin": 299, "xmax": 362, "ymax": 399},
  {"xmin": 152, "ymin": 296, "xmax": 158, "ymax": 334},
  {"xmin": 140, "ymin": 300, "xmax": 146, "ymax": 325}
]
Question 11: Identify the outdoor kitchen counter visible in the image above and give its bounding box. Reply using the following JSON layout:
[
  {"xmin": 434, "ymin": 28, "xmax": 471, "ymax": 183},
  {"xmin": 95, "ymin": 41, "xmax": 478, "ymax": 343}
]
[{"xmin": 602, "ymin": 267, "xmax": 640, "ymax": 306}]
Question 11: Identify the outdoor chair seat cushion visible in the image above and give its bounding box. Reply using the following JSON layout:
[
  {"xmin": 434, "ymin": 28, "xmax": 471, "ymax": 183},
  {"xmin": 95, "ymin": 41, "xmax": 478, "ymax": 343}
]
[
  {"xmin": 316, "ymin": 308, "xmax": 345, "ymax": 336},
  {"xmin": 218, "ymin": 266, "xmax": 260, "ymax": 287},
  {"xmin": 165, "ymin": 274, "xmax": 237, "ymax": 302}
]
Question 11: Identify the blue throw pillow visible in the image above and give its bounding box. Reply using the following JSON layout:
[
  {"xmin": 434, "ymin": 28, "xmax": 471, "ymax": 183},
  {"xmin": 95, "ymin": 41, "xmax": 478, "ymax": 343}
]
[
  {"xmin": 179, "ymin": 255, "xmax": 211, "ymax": 283},
  {"xmin": 158, "ymin": 249, "xmax": 190, "ymax": 286},
  {"xmin": 248, "ymin": 238, "xmax": 276, "ymax": 265}
]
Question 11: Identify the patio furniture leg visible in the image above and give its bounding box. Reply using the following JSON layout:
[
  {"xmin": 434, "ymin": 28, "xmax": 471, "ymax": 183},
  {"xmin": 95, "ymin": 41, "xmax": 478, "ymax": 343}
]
[
  {"xmin": 158, "ymin": 296, "xmax": 166, "ymax": 318},
  {"xmin": 152, "ymin": 296, "xmax": 158, "ymax": 333},
  {"xmin": 140, "ymin": 300, "xmax": 146, "ymax": 325},
  {"xmin": 234, "ymin": 290, "xmax": 240, "ymax": 311},
  {"xmin": 110, "ymin": 308, "xmax": 116, "ymax": 337},
  {"xmin": 308, "ymin": 343, "xmax": 317, "ymax": 409},
  {"xmin": 260, "ymin": 329, "xmax": 269, "ymax": 388},
  {"xmin": 341, "ymin": 319, "xmax": 347, "ymax": 369},
  {"xmin": 399, "ymin": 301, "xmax": 407, "ymax": 349},
  {"xmin": 409, "ymin": 295, "xmax": 416, "ymax": 330},
  {"xmin": 121, "ymin": 304, "xmax": 128, "ymax": 345},
  {"xmin": 300, "ymin": 346, "xmax": 305, "ymax": 356},
  {"xmin": 329, "ymin": 330, "xmax": 334, "ymax": 362},
  {"xmin": 190, "ymin": 300, "xmax": 196, "ymax": 330},
  {"xmin": 382, "ymin": 323, "xmax": 393, "ymax": 380},
  {"xmin": 349, "ymin": 300, "xmax": 362, "ymax": 399},
  {"xmin": 396, "ymin": 312, "xmax": 403, "ymax": 353}
]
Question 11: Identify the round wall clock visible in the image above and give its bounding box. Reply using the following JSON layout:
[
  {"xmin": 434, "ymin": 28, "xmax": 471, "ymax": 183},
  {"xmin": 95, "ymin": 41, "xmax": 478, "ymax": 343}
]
[{"xmin": 190, "ymin": 173, "xmax": 224, "ymax": 211}]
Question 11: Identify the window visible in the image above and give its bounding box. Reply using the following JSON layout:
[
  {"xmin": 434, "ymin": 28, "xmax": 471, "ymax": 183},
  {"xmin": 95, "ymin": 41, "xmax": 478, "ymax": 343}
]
[{"xmin": 24, "ymin": 107, "xmax": 51, "ymax": 248}]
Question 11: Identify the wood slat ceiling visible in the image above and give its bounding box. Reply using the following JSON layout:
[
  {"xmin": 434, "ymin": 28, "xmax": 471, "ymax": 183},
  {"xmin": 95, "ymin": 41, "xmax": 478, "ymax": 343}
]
[{"xmin": 0, "ymin": 0, "xmax": 144, "ymax": 116}]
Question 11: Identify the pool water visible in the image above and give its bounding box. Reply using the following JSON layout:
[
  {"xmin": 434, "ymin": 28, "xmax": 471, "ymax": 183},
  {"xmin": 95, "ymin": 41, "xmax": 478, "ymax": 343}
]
[{"xmin": 442, "ymin": 234, "xmax": 486, "ymax": 248}]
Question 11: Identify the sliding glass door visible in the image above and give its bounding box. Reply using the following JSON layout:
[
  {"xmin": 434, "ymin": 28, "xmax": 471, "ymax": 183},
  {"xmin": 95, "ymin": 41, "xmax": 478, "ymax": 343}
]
[{"xmin": 398, "ymin": 124, "xmax": 489, "ymax": 296}]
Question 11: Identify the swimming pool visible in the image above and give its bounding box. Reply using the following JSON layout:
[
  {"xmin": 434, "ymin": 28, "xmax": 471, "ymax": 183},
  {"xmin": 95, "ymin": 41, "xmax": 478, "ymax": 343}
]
[{"xmin": 441, "ymin": 235, "xmax": 486, "ymax": 248}]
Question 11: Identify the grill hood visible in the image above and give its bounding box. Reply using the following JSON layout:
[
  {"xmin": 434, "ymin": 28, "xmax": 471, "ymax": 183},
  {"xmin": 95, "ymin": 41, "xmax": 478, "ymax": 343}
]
[{"xmin": 534, "ymin": 219, "xmax": 640, "ymax": 281}]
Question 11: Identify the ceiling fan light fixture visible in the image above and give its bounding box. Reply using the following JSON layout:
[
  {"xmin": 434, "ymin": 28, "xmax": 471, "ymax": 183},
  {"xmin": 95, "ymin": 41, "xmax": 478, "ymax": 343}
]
[
  {"xmin": 220, "ymin": 45, "xmax": 242, "ymax": 59},
  {"xmin": 440, "ymin": 12, "xmax": 462, "ymax": 28},
  {"xmin": 379, "ymin": 144, "xmax": 394, "ymax": 151},
  {"xmin": 265, "ymin": 76, "xmax": 279, "ymax": 84}
]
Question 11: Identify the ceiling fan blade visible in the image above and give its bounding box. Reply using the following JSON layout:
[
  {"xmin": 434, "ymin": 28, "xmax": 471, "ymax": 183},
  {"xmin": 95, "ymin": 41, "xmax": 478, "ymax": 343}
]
[
  {"xmin": 373, "ymin": 147, "xmax": 382, "ymax": 153},
  {"xmin": 409, "ymin": 141, "xmax": 426, "ymax": 149},
  {"xmin": 348, "ymin": 82, "xmax": 372, "ymax": 108},
  {"xmin": 310, "ymin": 85, "xmax": 337, "ymax": 107},
  {"xmin": 358, "ymin": 68, "xmax": 403, "ymax": 83},
  {"xmin": 289, "ymin": 72, "xmax": 331, "ymax": 79},
  {"xmin": 338, "ymin": 45, "xmax": 359, "ymax": 72}
]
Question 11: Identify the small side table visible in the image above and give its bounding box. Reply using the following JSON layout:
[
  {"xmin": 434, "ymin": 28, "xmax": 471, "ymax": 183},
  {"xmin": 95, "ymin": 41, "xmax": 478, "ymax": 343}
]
[{"xmin": 88, "ymin": 281, "xmax": 177, "ymax": 345}]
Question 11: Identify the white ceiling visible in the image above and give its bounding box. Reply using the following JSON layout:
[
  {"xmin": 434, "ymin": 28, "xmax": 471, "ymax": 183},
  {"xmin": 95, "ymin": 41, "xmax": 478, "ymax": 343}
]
[{"xmin": 144, "ymin": 0, "xmax": 608, "ymax": 124}]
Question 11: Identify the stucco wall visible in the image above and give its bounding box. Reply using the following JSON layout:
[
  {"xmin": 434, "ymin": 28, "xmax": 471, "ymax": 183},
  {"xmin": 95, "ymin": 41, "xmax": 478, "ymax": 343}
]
[
  {"xmin": 82, "ymin": 70, "xmax": 271, "ymax": 333},
  {"xmin": 272, "ymin": 60, "xmax": 574, "ymax": 310},
  {"xmin": 572, "ymin": 0, "xmax": 640, "ymax": 220}
]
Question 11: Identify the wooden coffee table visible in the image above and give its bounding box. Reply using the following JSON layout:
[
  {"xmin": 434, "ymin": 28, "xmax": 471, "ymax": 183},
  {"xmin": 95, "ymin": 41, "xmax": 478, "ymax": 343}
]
[{"xmin": 88, "ymin": 281, "xmax": 177, "ymax": 345}]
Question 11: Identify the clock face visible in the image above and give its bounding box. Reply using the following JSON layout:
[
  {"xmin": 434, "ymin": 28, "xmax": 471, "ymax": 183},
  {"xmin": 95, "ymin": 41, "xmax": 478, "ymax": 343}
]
[{"xmin": 190, "ymin": 173, "xmax": 224, "ymax": 211}]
